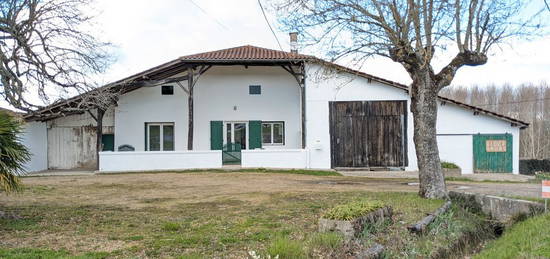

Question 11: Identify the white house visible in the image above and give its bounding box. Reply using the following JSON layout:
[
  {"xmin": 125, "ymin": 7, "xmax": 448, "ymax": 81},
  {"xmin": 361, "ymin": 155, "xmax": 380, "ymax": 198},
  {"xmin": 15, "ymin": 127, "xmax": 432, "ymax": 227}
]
[{"xmin": 21, "ymin": 45, "xmax": 528, "ymax": 174}]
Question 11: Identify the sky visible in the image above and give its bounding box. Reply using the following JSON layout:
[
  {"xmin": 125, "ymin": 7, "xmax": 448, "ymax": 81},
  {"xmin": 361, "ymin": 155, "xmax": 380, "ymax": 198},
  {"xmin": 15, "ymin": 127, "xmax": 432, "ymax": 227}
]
[{"xmin": 2, "ymin": 0, "xmax": 550, "ymax": 109}]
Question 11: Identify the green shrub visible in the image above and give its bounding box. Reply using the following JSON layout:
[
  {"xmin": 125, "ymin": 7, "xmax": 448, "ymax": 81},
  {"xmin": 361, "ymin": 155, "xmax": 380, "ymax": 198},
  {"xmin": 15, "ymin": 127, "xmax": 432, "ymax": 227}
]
[
  {"xmin": 323, "ymin": 200, "xmax": 385, "ymax": 220},
  {"xmin": 0, "ymin": 111, "xmax": 30, "ymax": 193},
  {"xmin": 535, "ymin": 172, "xmax": 550, "ymax": 180},
  {"xmin": 441, "ymin": 161, "xmax": 460, "ymax": 169},
  {"xmin": 161, "ymin": 222, "xmax": 181, "ymax": 231},
  {"xmin": 265, "ymin": 236, "xmax": 306, "ymax": 259}
]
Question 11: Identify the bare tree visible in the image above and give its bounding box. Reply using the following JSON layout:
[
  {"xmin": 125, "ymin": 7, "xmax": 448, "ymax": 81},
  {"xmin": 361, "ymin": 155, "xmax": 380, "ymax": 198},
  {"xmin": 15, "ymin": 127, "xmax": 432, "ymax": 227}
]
[
  {"xmin": 0, "ymin": 0, "xmax": 113, "ymax": 111},
  {"xmin": 79, "ymin": 86, "xmax": 122, "ymax": 169},
  {"xmin": 275, "ymin": 0, "xmax": 546, "ymax": 198}
]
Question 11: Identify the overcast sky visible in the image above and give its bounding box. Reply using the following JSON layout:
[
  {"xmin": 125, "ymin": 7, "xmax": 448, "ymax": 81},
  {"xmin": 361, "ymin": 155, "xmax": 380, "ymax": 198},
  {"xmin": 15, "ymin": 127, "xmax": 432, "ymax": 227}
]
[
  {"xmin": 2, "ymin": 0, "xmax": 549, "ymax": 110},
  {"xmin": 94, "ymin": 0, "xmax": 550, "ymax": 88}
]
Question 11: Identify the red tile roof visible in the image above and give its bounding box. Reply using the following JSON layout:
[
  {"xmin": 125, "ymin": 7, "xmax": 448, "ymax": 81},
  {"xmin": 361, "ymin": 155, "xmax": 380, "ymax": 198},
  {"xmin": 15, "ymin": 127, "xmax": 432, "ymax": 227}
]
[
  {"xmin": 24, "ymin": 45, "xmax": 529, "ymax": 127},
  {"xmin": 179, "ymin": 45, "xmax": 313, "ymax": 62}
]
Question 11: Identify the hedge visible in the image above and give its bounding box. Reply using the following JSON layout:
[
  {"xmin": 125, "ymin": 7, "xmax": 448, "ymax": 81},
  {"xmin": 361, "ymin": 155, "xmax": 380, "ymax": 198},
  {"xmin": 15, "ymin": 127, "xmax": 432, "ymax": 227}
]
[{"xmin": 519, "ymin": 159, "xmax": 550, "ymax": 175}]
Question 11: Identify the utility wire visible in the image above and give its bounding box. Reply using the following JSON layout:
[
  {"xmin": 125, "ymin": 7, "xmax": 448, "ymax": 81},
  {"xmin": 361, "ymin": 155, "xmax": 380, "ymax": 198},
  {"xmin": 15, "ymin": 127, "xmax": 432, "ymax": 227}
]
[
  {"xmin": 468, "ymin": 97, "xmax": 550, "ymax": 107},
  {"xmin": 257, "ymin": 0, "xmax": 283, "ymax": 51},
  {"xmin": 187, "ymin": 0, "xmax": 229, "ymax": 30}
]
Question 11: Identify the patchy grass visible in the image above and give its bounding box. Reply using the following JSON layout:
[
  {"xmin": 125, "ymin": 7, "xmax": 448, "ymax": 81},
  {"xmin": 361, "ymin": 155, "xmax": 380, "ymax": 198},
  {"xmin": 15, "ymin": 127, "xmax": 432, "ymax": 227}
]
[
  {"xmin": 322, "ymin": 200, "xmax": 385, "ymax": 220},
  {"xmin": 475, "ymin": 213, "xmax": 550, "ymax": 259},
  {"xmin": 0, "ymin": 191, "xmax": 442, "ymax": 257},
  {"xmin": 377, "ymin": 203, "xmax": 491, "ymax": 258},
  {"xmin": 1, "ymin": 173, "xmax": 491, "ymax": 258},
  {"xmin": 161, "ymin": 222, "xmax": 181, "ymax": 232},
  {"xmin": 265, "ymin": 236, "xmax": 307, "ymax": 258},
  {"xmin": 444, "ymin": 177, "xmax": 526, "ymax": 184},
  {"xmin": 307, "ymin": 232, "xmax": 343, "ymax": 251},
  {"xmin": 0, "ymin": 248, "xmax": 110, "ymax": 259}
]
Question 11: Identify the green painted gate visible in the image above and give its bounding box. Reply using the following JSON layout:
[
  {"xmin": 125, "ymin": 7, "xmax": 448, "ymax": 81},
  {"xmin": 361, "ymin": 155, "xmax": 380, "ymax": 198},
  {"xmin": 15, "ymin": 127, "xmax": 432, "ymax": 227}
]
[
  {"xmin": 473, "ymin": 134, "xmax": 513, "ymax": 173},
  {"xmin": 210, "ymin": 120, "xmax": 262, "ymax": 165}
]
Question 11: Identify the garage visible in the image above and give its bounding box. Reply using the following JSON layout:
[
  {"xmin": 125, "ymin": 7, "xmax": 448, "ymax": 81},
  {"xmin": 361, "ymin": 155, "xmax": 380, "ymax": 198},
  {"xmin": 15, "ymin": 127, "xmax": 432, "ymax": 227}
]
[{"xmin": 329, "ymin": 100, "xmax": 408, "ymax": 169}]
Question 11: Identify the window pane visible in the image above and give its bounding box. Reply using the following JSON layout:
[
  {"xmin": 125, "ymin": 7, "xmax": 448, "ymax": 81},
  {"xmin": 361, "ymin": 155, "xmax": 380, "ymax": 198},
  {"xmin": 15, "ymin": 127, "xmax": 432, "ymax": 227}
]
[
  {"xmin": 163, "ymin": 125, "xmax": 174, "ymax": 151},
  {"xmin": 273, "ymin": 123, "xmax": 283, "ymax": 144},
  {"xmin": 234, "ymin": 123, "xmax": 246, "ymax": 150},
  {"xmin": 149, "ymin": 125, "xmax": 161, "ymax": 151},
  {"xmin": 262, "ymin": 123, "xmax": 272, "ymax": 143},
  {"xmin": 226, "ymin": 123, "xmax": 231, "ymax": 146}
]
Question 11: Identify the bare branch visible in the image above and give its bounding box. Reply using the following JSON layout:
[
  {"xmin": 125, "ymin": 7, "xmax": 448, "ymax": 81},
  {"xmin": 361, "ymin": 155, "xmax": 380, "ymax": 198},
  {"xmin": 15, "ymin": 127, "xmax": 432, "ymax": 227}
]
[{"xmin": 0, "ymin": 0, "xmax": 114, "ymax": 111}]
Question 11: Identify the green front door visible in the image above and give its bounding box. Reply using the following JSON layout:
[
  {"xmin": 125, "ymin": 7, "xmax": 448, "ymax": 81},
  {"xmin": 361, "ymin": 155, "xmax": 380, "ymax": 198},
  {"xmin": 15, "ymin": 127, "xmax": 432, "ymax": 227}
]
[
  {"xmin": 102, "ymin": 134, "xmax": 115, "ymax": 151},
  {"xmin": 473, "ymin": 134, "xmax": 513, "ymax": 173}
]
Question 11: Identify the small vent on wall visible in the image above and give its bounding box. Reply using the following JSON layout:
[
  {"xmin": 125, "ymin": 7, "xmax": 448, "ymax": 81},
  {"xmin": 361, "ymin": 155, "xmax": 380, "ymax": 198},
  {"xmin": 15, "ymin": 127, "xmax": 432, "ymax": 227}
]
[
  {"xmin": 249, "ymin": 85, "xmax": 261, "ymax": 95},
  {"xmin": 162, "ymin": 85, "xmax": 174, "ymax": 95}
]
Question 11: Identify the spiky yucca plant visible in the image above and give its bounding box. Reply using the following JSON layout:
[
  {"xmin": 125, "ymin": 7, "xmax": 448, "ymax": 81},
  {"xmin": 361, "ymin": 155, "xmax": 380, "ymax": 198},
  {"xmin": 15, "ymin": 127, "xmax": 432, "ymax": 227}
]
[{"xmin": 0, "ymin": 111, "xmax": 30, "ymax": 193}]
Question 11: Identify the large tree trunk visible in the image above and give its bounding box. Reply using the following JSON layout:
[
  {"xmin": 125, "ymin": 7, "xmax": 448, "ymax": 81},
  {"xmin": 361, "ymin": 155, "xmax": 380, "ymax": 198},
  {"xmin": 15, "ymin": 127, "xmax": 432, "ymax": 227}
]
[
  {"xmin": 410, "ymin": 69, "xmax": 448, "ymax": 199},
  {"xmin": 95, "ymin": 109, "xmax": 105, "ymax": 170}
]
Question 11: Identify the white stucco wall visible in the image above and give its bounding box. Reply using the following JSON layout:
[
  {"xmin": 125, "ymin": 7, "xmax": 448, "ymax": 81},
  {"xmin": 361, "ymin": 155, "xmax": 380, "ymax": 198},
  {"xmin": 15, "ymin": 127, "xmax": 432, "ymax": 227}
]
[
  {"xmin": 437, "ymin": 135, "xmax": 473, "ymax": 174},
  {"xmin": 21, "ymin": 121, "xmax": 48, "ymax": 172},
  {"xmin": 114, "ymin": 66, "xmax": 301, "ymax": 151},
  {"xmin": 304, "ymin": 63, "xmax": 522, "ymax": 174},
  {"xmin": 434, "ymin": 103, "xmax": 520, "ymax": 174},
  {"xmin": 242, "ymin": 149, "xmax": 308, "ymax": 168},
  {"xmin": 99, "ymin": 151, "xmax": 222, "ymax": 172}
]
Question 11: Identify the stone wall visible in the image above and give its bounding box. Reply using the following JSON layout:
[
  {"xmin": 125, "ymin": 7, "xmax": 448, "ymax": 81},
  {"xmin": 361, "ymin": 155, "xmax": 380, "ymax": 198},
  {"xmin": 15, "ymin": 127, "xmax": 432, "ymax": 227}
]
[{"xmin": 449, "ymin": 191, "xmax": 544, "ymax": 222}]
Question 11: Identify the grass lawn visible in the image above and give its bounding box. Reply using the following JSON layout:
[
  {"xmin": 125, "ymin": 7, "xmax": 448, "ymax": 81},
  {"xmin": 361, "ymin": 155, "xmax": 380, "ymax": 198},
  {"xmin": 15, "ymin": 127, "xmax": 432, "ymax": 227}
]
[
  {"xmin": 0, "ymin": 172, "xmax": 488, "ymax": 258},
  {"xmin": 475, "ymin": 213, "xmax": 550, "ymax": 259}
]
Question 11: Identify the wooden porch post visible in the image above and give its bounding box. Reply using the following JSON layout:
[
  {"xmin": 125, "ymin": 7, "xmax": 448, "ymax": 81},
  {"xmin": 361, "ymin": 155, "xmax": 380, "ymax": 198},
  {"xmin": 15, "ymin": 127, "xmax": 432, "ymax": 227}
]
[
  {"xmin": 281, "ymin": 62, "xmax": 306, "ymax": 149},
  {"xmin": 187, "ymin": 67, "xmax": 194, "ymax": 150}
]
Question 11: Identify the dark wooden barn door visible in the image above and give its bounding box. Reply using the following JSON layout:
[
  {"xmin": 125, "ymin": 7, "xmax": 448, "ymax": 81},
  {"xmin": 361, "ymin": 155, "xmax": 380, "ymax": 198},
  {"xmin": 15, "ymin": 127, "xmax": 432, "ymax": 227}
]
[
  {"xmin": 329, "ymin": 101, "xmax": 407, "ymax": 168},
  {"xmin": 329, "ymin": 102, "xmax": 368, "ymax": 167}
]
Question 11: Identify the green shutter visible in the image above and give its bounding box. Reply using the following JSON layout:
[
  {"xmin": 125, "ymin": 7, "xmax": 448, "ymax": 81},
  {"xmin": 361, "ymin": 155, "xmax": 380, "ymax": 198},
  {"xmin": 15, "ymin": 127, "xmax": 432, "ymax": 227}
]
[
  {"xmin": 210, "ymin": 121, "xmax": 223, "ymax": 150},
  {"xmin": 249, "ymin": 120, "xmax": 262, "ymax": 149}
]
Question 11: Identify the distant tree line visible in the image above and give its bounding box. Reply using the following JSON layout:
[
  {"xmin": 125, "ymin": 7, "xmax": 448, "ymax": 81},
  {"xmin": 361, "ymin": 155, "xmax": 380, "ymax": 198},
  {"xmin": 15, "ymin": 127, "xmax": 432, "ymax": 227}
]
[{"xmin": 441, "ymin": 82, "xmax": 550, "ymax": 159}]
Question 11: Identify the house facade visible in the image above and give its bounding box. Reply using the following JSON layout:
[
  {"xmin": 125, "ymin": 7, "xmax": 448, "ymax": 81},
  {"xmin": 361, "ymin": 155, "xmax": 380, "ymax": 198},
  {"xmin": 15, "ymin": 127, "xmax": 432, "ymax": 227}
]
[{"xmin": 21, "ymin": 45, "xmax": 527, "ymax": 174}]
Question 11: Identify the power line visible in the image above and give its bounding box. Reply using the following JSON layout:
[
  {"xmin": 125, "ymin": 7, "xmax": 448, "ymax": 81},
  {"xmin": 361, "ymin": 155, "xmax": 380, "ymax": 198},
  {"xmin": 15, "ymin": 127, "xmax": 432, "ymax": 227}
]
[
  {"xmin": 187, "ymin": 0, "xmax": 229, "ymax": 30},
  {"xmin": 471, "ymin": 97, "xmax": 550, "ymax": 107},
  {"xmin": 257, "ymin": 0, "xmax": 283, "ymax": 51}
]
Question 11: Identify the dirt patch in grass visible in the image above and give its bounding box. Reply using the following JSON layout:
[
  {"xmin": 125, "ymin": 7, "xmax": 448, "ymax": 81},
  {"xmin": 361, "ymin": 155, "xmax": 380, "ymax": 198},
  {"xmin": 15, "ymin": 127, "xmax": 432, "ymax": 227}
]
[
  {"xmin": 5, "ymin": 173, "xmax": 416, "ymax": 209},
  {"xmin": 0, "ymin": 172, "xmax": 487, "ymax": 258},
  {"xmin": 0, "ymin": 172, "xmax": 436, "ymax": 257}
]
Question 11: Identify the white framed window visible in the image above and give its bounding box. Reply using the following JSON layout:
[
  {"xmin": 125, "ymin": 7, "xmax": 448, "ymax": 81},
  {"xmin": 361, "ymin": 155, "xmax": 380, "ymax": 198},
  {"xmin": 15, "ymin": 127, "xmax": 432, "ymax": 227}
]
[
  {"xmin": 146, "ymin": 123, "xmax": 174, "ymax": 151},
  {"xmin": 262, "ymin": 121, "xmax": 284, "ymax": 145}
]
